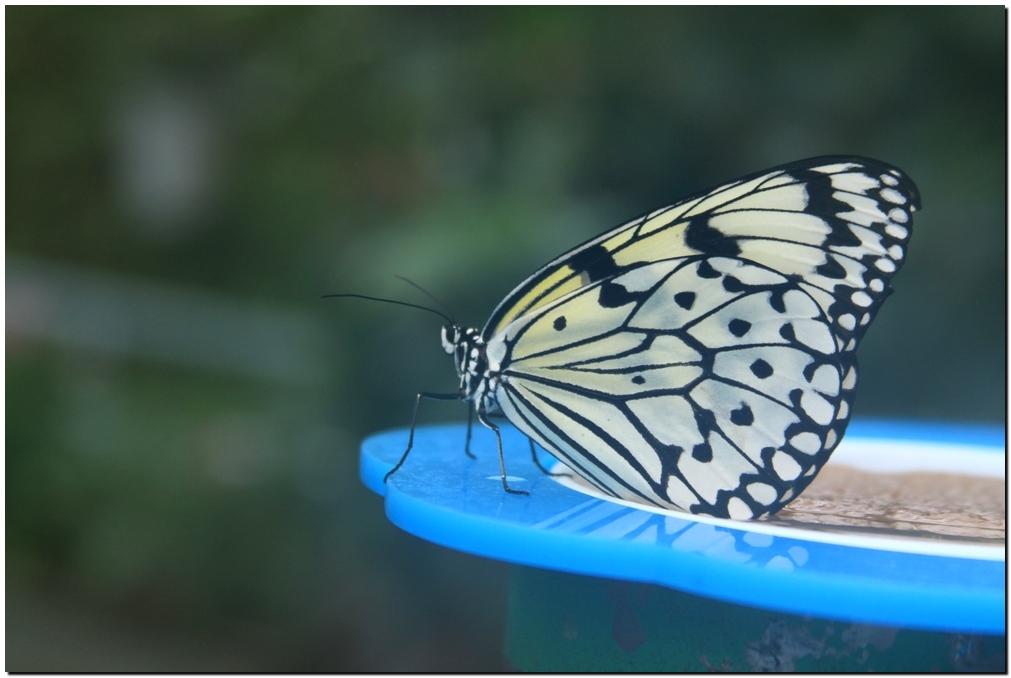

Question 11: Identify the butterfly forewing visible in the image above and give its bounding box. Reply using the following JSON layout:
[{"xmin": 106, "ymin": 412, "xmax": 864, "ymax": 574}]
[{"xmin": 484, "ymin": 157, "xmax": 917, "ymax": 342}]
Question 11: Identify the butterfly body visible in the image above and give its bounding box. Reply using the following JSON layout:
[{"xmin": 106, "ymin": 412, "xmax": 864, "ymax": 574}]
[{"xmin": 432, "ymin": 156, "xmax": 918, "ymax": 520}]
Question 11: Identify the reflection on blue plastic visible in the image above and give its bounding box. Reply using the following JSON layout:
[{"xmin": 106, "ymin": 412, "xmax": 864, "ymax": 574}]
[{"xmin": 360, "ymin": 421, "xmax": 1006, "ymax": 634}]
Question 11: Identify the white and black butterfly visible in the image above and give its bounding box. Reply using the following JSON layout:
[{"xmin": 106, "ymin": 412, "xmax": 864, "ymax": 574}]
[{"xmin": 346, "ymin": 156, "xmax": 918, "ymax": 520}]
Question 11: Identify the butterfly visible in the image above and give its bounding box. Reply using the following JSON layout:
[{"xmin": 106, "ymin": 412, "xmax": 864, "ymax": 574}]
[{"xmin": 360, "ymin": 156, "xmax": 919, "ymax": 520}]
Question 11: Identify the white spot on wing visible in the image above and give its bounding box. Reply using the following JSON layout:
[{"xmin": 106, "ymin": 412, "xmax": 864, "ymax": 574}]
[
  {"xmin": 811, "ymin": 162, "xmax": 860, "ymax": 174},
  {"xmin": 888, "ymin": 208, "xmax": 908, "ymax": 225},
  {"xmin": 726, "ymin": 496, "xmax": 754, "ymax": 520},
  {"xmin": 880, "ymin": 187, "xmax": 907, "ymax": 205},
  {"xmin": 790, "ymin": 317, "xmax": 836, "ymax": 355},
  {"xmin": 851, "ymin": 291, "xmax": 873, "ymax": 308},
  {"xmin": 830, "ymin": 171, "xmax": 880, "ymax": 194},
  {"xmin": 800, "ymin": 390, "xmax": 836, "ymax": 425},
  {"xmin": 842, "ymin": 367, "xmax": 857, "ymax": 389},
  {"xmin": 772, "ymin": 451, "xmax": 802, "ymax": 481},
  {"xmin": 747, "ymin": 482, "xmax": 778, "ymax": 505},
  {"xmin": 809, "ymin": 364, "xmax": 840, "ymax": 395},
  {"xmin": 790, "ymin": 431, "xmax": 822, "ymax": 455},
  {"xmin": 835, "ymin": 399, "xmax": 849, "ymax": 420},
  {"xmin": 707, "ymin": 211, "xmax": 830, "ymax": 245},
  {"xmin": 885, "ymin": 223, "xmax": 909, "ymax": 239},
  {"xmin": 875, "ymin": 258, "xmax": 896, "ymax": 273}
]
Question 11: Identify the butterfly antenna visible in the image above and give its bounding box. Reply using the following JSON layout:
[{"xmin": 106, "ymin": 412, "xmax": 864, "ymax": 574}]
[
  {"xmin": 395, "ymin": 275, "xmax": 457, "ymax": 325},
  {"xmin": 322, "ymin": 293, "xmax": 455, "ymax": 325}
]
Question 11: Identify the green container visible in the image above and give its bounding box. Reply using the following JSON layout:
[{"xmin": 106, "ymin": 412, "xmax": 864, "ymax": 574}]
[{"xmin": 505, "ymin": 566, "xmax": 1006, "ymax": 672}]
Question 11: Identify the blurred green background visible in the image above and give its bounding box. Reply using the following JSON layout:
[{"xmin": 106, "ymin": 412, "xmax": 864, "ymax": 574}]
[{"xmin": 6, "ymin": 7, "xmax": 1005, "ymax": 671}]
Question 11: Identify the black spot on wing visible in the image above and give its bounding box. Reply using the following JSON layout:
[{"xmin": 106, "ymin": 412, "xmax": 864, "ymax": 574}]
[
  {"xmin": 728, "ymin": 318, "xmax": 751, "ymax": 337},
  {"xmin": 730, "ymin": 403, "xmax": 754, "ymax": 426},
  {"xmin": 696, "ymin": 259, "xmax": 721, "ymax": 279},
  {"xmin": 722, "ymin": 275, "xmax": 745, "ymax": 293},
  {"xmin": 750, "ymin": 359, "xmax": 773, "ymax": 379},
  {"xmin": 568, "ymin": 243, "xmax": 620, "ymax": 283},
  {"xmin": 823, "ymin": 220, "xmax": 863, "ymax": 248},
  {"xmin": 816, "ymin": 254, "xmax": 847, "ymax": 279},
  {"xmin": 685, "ymin": 216, "xmax": 742, "ymax": 257},
  {"xmin": 553, "ymin": 316, "xmax": 567, "ymax": 331},
  {"xmin": 779, "ymin": 322, "xmax": 797, "ymax": 343},
  {"xmin": 663, "ymin": 444, "xmax": 685, "ymax": 465},
  {"xmin": 802, "ymin": 360, "xmax": 821, "ymax": 382},
  {"xmin": 768, "ymin": 289, "xmax": 787, "ymax": 313},
  {"xmin": 598, "ymin": 281, "xmax": 641, "ymax": 308},
  {"xmin": 691, "ymin": 442, "xmax": 713, "ymax": 462},
  {"xmin": 631, "ymin": 375, "xmax": 645, "ymax": 385},
  {"xmin": 674, "ymin": 291, "xmax": 696, "ymax": 310},
  {"xmin": 694, "ymin": 405, "xmax": 718, "ymax": 435},
  {"xmin": 565, "ymin": 243, "xmax": 646, "ymax": 308}
]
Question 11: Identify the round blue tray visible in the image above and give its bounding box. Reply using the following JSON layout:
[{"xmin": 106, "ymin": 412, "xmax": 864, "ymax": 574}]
[{"xmin": 360, "ymin": 420, "xmax": 1005, "ymax": 634}]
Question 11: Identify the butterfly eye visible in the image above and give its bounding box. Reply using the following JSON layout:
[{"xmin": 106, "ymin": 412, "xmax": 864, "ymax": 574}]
[{"xmin": 440, "ymin": 325, "xmax": 457, "ymax": 355}]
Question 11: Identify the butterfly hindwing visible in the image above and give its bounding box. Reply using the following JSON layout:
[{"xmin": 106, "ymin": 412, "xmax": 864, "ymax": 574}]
[{"xmin": 491, "ymin": 256, "xmax": 844, "ymax": 519}]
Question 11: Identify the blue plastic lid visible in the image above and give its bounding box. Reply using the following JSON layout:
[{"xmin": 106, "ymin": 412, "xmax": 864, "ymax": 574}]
[{"xmin": 360, "ymin": 420, "xmax": 1005, "ymax": 634}]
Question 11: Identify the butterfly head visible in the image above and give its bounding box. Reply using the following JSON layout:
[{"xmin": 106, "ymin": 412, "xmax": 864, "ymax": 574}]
[{"xmin": 440, "ymin": 324, "xmax": 462, "ymax": 356}]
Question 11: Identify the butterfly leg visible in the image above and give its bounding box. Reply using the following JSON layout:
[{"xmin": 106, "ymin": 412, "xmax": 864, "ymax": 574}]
[
  {"xmin": 384, "ymin": 390, "xmax": 463, "ymax": 484},
  {"xmin": 529, "ymin": 439, "xmax": 572, "ymax": 478},
  {"xmin": 477, "ymin": 408, "xmax": 529, "ymax": 496},
  {"xmin": 463, "ymin": 406, "xmax": 477, "ymax": 459}
]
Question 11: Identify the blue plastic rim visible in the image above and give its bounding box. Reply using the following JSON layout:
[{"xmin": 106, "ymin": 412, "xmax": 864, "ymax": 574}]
[{"xmin": 360, "ymin": 420, "xmax": 1005, "ymax": 634}]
